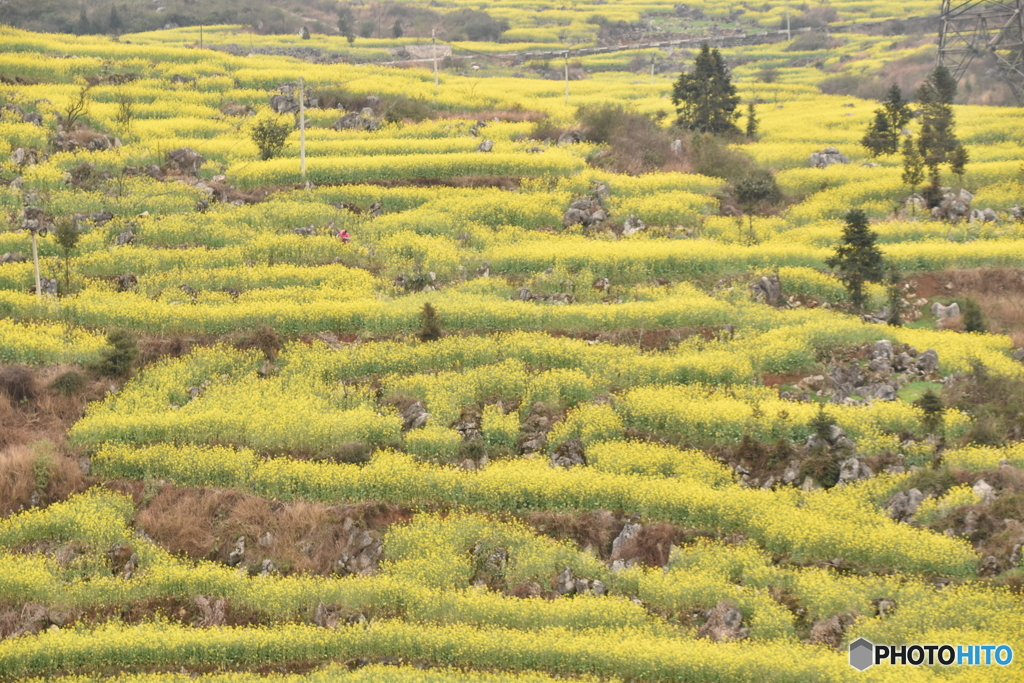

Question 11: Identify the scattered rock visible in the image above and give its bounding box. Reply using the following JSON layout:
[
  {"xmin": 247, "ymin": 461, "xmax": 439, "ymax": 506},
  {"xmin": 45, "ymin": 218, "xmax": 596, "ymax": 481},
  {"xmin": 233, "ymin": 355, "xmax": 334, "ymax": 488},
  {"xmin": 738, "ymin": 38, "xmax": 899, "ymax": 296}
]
[
  {"xmin": 809, "ymin": 146, "xmax": 849, "ymax": 168},
  {"xmin": 838, "ymin": 458, "xmax": 874, "ymax": 484},
  {"xmin": 399, "ymin": 401, "xmax": 431, "ymax": 431},
  {"xmin": 554, "ymin": 566, "xmax": 577, "ymax": 595},
  {"xmin": 885, "ymin": 488, "xmax": 925, "ymax": 522},
  {"xmin": 750, "ymin": 274, "xmax": 781, "ymax": 307},
  {"xmin": 562, "ymin": 196, "xmax": 607, "ymax": 229},
  {"xmin": 931, "ymin": 302, "xmax": 960, "ymax": 320},
  {"xmin": 166, "ymin": 148, "xmax": 205, "ymax": 176},
  {"xmin": 697, "ymin": 602, "xmax": 749, "ymax": 642},
  {"xmin": 621, "ymin": 214, "xmax": 645, "ymax": 236},
  {"xmin": 333, "ymin": 108, "xmax": 379, "ymax": 132},
  {"xmin": 0, "ymin": 252, "xmax": 27, "ymax": 264},
  {"xmin": 873, "ymin": 597, "xmax": 896, "ymax": 618},
  {"xmin": 610, "ymin": 520, "xmax": 642, "ymax": 562},
  {"xmin": 977, "ymin": 554, "xmax": 1001, "ymax": 577},
  {"xmin": 809, "ymin": 613, "xmax": 857, "ymax": 648},
  {"xmin": 452, "ymin": 405, "xmax": 483, "ymax": 442},
  {"xmin": 194, "ymin": 595, "xmax": 227, "ymax": 627},
  {"xmin": 557, "ymin": 130, "xmax": 585, "ymax": 145},
  {"xmin": 477, "ymin": 139, "xmax": 493, "ymax": 152},
  {"xmin": 972, "ymin": 479, "xmax": 995, "ymax": 504},
  {"xmin": 227, "ymin": 536, "xmax": 245, "ymax": 566},
  {"xmin": 550, "ymin": 438, "xmax": 586, "ymax": 468},
  {"xmin": 917, "ymin": 349, "xmax": 939, "ymax": 374}
]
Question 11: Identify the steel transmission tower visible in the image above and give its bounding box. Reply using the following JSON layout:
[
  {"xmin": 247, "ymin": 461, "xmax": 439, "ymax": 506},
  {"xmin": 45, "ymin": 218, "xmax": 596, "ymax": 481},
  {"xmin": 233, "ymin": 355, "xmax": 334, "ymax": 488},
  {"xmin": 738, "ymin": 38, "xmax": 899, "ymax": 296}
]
[{"xmin": 938, "ymin": 0, "xmax": 1024, "ymax": 103}]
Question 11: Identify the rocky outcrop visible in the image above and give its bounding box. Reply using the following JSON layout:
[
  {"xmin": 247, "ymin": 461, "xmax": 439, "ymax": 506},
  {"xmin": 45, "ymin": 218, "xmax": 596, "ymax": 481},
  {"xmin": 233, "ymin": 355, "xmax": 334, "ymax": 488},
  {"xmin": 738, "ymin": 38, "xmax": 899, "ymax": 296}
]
[
  {"xmin": 562, "ymin": 196, "xmax": 607, "ymax": 229},
  {"xmin": 166, "ymin": 148, "xmax": 205, "ymax": 176},
  {"xmin": 885, "ymin": 488, "xmax": 925, "ymax": 522},
  {"xmin": 809, "ymin": 146, "xmax": 848, "ymax": 168},
  {"xmin": 750, "ymin": 273, "xmax": 781, "ymax": 307},
  {"xmin": 551, "ymin": 438, "xmax": 586, "ymax": 468},
  {"xmin": 697, "ymin": 602, "xmax": 749, "ymax": 642},
  {"xmin": 333, "ymin": 108, "xmax": 380, "ymax": 132}
]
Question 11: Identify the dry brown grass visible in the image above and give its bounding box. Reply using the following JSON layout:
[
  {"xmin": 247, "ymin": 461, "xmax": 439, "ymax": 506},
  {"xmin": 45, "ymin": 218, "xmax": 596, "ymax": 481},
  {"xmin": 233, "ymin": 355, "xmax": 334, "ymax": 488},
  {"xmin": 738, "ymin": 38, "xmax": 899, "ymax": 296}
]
[
  {"xmin": 0, "ymin": 444, "xmax": 90, "ymax": 516},
  {"xmin": 0, "ymin": 365, "xmax": 110, "ymax": 453},
  {"xmin": 134, "ymin": 487, "xmax": 245, "ymax": 559},
  {"xmin": 936, "ymin": 268, "xmax": 1024, "ymax": 339},
  {"xmin": 136, "ymin": 487, "xmax": 409, "ymax": 575}
]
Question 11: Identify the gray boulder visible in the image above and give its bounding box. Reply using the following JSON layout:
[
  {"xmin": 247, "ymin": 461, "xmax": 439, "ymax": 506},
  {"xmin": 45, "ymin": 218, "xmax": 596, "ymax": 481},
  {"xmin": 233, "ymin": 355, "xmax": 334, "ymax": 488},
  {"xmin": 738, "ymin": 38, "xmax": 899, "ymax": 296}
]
[
  {"xmin": 551, "ymin": 438, "xmax": 586, "ymax": 468},
  {"xmin": 622, "ymin": 214, "xmax": 645, "ymax": 236},
  {"xmin": 809, "ymin": 147, "xmax": 849, "ymax": 168},
  {"xmin": 885, "ymin": 488, "xmax": 925, "ymax": 522},
  {"xmin": 750, "ymin": 274, "xmax": 781, "ymax": 307},
  {"xmin": 917, "ymin": 349, "xmax": 939, "ymax": 374},
  {"xmin": 166, "ymin": 148, "xmax": 205, "ymax": 176},
  {"xmin": 697, "ymin": 602, "xmax": 749, "ymax": 642}
]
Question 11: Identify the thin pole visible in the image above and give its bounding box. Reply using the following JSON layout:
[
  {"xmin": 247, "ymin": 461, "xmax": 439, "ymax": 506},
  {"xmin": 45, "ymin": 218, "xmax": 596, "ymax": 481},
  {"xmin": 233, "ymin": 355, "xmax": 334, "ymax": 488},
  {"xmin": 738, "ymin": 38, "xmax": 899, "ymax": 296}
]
[
  {"xmin": 650, "ymin": 53, "xmax": 655, "ymax": 85},
  {"xmin": 564, "ymin": 52, "xmax": 569, "ymax": 105},
  {"xmin": 200, "ymin": 25, "xmax": 204, "ymax": 50},
  {"xmin": 786, "ymin": 11, "xmax": 791, "ymax": 41},
  {"xmin": 432, "ymin": 29, "xmax": 439, "ymax": 90},
  {"xmin": 31, "ymin": 231, "xmax": 40, "ymax": 298},
  {"xmin": 299, "ymin": 77, "xmax": 306, "ymax": 181}
]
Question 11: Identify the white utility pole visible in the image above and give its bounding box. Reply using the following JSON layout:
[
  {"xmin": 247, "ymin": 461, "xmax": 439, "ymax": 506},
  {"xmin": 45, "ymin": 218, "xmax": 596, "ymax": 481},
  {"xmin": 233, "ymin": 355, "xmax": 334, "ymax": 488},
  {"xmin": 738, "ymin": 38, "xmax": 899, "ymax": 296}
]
[
  {"xmin": 299, "ymin": 77, "xmax": 306, "ymax": 181},
  {"xmin": 564, "ymin": 51, "xmax": 570, "ymax": 104},
  {"xmin": 31, "ymin": 230, "xmax": 40, "ymax": 298},
  {"xmin": 432, "ymin": 29, "xmax": 439, "ymax": 90},
  {"xmin": 786, "ymin": 10, "xmax": 791, "ymax": 41},
  {"xmin": 650, "ymin": 53, "xmax": 655, "ymax": 85}
]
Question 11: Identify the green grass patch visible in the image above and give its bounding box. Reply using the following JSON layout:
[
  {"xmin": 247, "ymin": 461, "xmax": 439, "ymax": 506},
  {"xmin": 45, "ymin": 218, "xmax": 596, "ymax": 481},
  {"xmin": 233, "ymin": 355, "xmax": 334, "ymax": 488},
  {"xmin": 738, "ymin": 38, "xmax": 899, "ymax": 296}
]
[{"xmin": 898, "ymin": 381, "xmax": 943, "ymax": 402}]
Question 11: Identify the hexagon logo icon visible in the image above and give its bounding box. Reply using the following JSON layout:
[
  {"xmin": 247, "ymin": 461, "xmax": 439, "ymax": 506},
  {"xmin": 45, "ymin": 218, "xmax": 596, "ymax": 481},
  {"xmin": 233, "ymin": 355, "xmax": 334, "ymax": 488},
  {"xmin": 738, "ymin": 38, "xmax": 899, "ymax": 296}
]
[{"xmin": 849, "ymin": 638, "xmax": 874, "ymax": 671}]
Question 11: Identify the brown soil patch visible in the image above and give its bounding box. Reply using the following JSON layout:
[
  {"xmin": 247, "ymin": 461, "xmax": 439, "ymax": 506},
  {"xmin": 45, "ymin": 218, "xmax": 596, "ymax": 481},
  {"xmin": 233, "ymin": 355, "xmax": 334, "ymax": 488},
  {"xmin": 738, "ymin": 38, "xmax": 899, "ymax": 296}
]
[{"xmin": 762, "ymin": 373, "xmax": 804, "ymax": 388}]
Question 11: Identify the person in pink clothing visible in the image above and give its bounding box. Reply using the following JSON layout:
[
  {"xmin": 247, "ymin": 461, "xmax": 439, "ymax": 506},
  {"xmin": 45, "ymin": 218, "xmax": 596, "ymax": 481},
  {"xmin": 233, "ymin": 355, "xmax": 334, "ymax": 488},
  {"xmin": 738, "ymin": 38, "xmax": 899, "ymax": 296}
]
[{"xmin": 337, "ymin": 229, "xmax": 350, "ymax": 244}]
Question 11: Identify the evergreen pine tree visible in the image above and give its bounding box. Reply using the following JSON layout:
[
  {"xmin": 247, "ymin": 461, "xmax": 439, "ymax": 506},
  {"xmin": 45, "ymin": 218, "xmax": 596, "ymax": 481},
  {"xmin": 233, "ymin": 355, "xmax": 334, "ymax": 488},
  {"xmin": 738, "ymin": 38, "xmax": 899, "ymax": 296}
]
[
  {"xmin": 392, "ymin": 20, "xmax": 403, "ymax": 38},
  {"xmin": 885, "ymin": 263, "xmax": 904, "ymax": 326},
  {"xmin": 54, "ymin": 219, "xmax": 80, "ymax": 297},
  {"xmin": 77, "ymin": 5, "xmax": 91, "ymax": 35},
  {"xmin": 862, "ymin": 84, "xmax": 911, "ymax": 157},
  {"xmin": 745, "ymin": 102, "xmax": 758, "ymax": 139},
  {"xmin": 901, "ymin": 135, "xmax": 924, "ymax": 192},
  {"xmin": 826, "ymin": 209, "xmax": 884, "ymax": 311},
  {"xmin": 916, "ymin": 67, "xmax": 959, "ymax": 174},
  {"xmin": 109, "ymin": 5, "xmax": 122, "ymax": 34},
  {"xmin": 961, "ymin": 298, "xmax": 986, "ymax": 333},
  {"xmin": 419, "ymin": 303, "xmax": 443, "ymax": 342},
  {"xmin": 671, "ymin": 43, "xmax": 740, "ymax": 134},
  {"xmin": 949, "ymin": 143, "xmax": 969, "ymax": 184},
  {"xmin": 915, "ymin": 389, "xmax": 944, "ymax": 434}
]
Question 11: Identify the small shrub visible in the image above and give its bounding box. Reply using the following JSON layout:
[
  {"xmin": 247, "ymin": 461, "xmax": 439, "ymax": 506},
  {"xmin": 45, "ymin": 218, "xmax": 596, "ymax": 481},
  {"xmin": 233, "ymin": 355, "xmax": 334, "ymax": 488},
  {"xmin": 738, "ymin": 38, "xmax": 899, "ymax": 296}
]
[
  {"xmin": 961, "ymin": 298, "xmax": 986, "ymax": 333},
  {"xmin": 688, "ymin": 133, "xmax": 751, "ymax": 182},
  {"xmin": 232, "ymin": 324, "xmax": 283, "ymax": 361},
  {"xmin": 799, "ymin": 451, "xmax": 841, "ymax": 489},
  {"xmin": 0, "ymin": 365, "xmax": 37, "ymax": 402},
  {"xmin": 49, "ymin": 370, "xmax": 88, "ymax": 397},
  {"xmin": 916, "ymin": 390, "xmax": 944, "ymax": 434},
  {"xmin": 91, "ymin": 329, "xmax": 138, "ymax": 378},
  {"xmin": 419, "ymin": 303, "xmax": 444, "ymax": 342},
  {"xmin": 250, "ymin": 116, "xmax": 293, "ymax": 161}
]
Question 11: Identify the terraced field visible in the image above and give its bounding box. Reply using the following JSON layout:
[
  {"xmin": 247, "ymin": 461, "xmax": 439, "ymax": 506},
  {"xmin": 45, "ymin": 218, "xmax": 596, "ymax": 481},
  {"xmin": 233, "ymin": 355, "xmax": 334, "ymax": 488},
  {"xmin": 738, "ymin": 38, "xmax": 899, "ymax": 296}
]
[{"xmin": 2, "ymin": 1, "xmax": 1024, "ymax": 681}]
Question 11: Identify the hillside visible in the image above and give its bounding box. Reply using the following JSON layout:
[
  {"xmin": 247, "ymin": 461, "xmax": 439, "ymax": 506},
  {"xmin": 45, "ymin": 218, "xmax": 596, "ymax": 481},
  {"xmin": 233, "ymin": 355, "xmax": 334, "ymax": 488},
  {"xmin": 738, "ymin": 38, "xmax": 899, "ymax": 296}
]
[{"xmin": 1, "ymin": 1, "xmax": 1024, "ymax": 680}]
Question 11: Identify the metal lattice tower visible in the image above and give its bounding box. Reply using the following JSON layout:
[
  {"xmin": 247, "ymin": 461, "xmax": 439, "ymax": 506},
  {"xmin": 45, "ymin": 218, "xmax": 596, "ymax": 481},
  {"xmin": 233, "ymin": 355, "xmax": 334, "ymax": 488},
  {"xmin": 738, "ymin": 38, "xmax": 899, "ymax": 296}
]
[{"xmin": 939, "ymin": 0, "xmax": 1024, "ymax": 104}]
